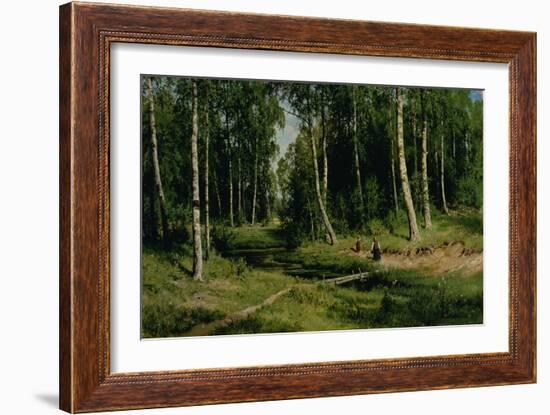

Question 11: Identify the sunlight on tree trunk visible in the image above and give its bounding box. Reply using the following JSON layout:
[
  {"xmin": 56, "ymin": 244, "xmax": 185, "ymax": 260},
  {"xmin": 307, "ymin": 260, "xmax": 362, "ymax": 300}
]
[
  {"xmin": 389, "ymin": 96, "xmax": 399, "ymax": 215},
  {"xmin": 190, "ymin": 80, "xmax": 203, "ymax": 281},
  {"xmin": 321, "ymin": 101, "xmax": 329, "ymax": 206},
  {"xmin": 225, "ymin": 112, "xmax": 234, "ymax": 227},
  {"xmin": 146, "ymin": 77, "xmax": 169, "ymax": 244},
  {"xmin": 396, "ymin": 87, "xmax": 421, "ymax": 242},
  {"xmin": 309, "ymin": 118, "xmax": 337, "ymax": 245},
  {"xmin": 204, "ymin": 99, "xmax": 211, "ymax": 260}
]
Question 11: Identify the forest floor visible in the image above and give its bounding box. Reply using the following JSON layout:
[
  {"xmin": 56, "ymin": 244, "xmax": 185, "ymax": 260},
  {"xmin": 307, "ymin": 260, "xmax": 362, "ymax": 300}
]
[{"xmin": 141, "ymin": 210, "xmax": 483, "ymax": 338}]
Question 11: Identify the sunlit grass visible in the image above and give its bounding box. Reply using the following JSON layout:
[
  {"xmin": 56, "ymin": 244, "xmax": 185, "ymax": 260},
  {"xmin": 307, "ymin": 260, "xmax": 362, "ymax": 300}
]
[{"xmin": 142, "ymin": 211, "xmax": 483, "ymax": 338}]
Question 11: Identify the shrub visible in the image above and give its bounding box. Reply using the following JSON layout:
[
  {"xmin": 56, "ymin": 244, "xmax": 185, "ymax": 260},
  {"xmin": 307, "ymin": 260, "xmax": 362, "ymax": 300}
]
[
  {"xmin": 211, "ymin": 225, "xmax": 236, "ymax": 251},
  {"xmin": 366, "ymin": 218, "xmax": 388, "ymax": 236},
  {"xmin": 231, "ymin": 257, "xmax": 249, "ymax": 278},
  {"xmin": 385, "ymin": 210, "xmax": 408, "ymax": 234}
]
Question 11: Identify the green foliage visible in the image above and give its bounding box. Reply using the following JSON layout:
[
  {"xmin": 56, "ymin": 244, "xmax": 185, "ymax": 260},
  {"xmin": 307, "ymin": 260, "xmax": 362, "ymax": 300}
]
[
  {"xmin": 141, "ymin": 75, "xmax": 484, "ymax": 338},
  {"xmin": 211, "ymin": 225, "xmax": 236, "ymax": 251},
  {"xmin": 363, "ymin": 177, "xmax": 383, "ymax": 221},
  {"xmin": 366, "ymin": 218, "xmax": 388, "ymax": 236},
  {"xmin": 385, "ymin": 210, "xmax": 408, "ymax": 235},
  {"xmin": 142, "ymin": 301, "xmax": 224, "ymax": 338}
]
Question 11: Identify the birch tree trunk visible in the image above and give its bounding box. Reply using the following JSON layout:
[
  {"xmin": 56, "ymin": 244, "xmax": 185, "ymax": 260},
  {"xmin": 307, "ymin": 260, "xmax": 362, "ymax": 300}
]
[
  {"xmin": 251, "ymin": 139, "xmax": 258, "ymax": 225},
  {"xmin": 204, "ymin": 102, "xmax": 210, "ymax": 260},
  {"xmin": 396, "ymin": 88, "xmax": 421, "ymax": 242},
  {"xmin": 321, "ymin": 98, "xmax": 328, "ymax": 206},
  {"xmin": 225, "ymin": 114, "xmax": 234, "ymax": 227},
  {"xmin": 145, "ymin": 78, "xmax": 169, "ymax": 243},
  {"xmin": 389, "ymin": 96, "xmax": 399, "ymax": 214},
  {"xmin": 309, "ymin": 115, "xmax": 338, "ymax": 245},
  {"xmin": 440, "ymin": 126, "xmax": 449, "ymax": 214},
  {"xmin": 352, "ymin": 86, "xmax": 364, "ymax": 216},
  {"xmin": 237, "ymin": 142, "xmax": 242, "ymax": 224},
  {"xmin": 265, "ymin": 183, "xmax": 271, "ymax": 222},
  {"xmin": 412, "ymin": 103, "xmax": 418, "ymax": 177},
  {"xmin": 190, "ymin": 80, "xmax": 203, "ymax": 281},
  {"xmin": 421, "ymin": 92, "xmax": 432, "ymax": 229},
  {"xmin": 212, "ymin": 170, "xmax": 222, "ymax": 217}
]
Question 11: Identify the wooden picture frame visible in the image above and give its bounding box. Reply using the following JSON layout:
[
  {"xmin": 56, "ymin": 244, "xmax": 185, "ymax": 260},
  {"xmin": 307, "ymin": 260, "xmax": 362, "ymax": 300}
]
[{"xmin": 59, "ymin": 2, "xmax": 536, "ymax": 412}]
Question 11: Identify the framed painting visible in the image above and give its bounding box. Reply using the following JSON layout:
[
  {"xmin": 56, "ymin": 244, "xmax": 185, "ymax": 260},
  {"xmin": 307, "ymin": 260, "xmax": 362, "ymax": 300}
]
[{"xmin": 59, "ymin": 2, "xmax": 536, "ymax": 412}]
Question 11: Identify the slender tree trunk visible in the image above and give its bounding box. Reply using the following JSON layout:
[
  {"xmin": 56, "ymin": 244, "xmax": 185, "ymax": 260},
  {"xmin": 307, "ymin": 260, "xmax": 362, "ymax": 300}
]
[
  {"xmin": 213, "ymin": 170, "xmax": 222, "ymax": 217},
  {"xmin": 440, "ymin": 125, "xmax": 449, "ymax": 214},
  {"xmin": 251, "ymin": 139, "xmax": 258, "ymax": 225},
  {"xmin": 146, "ymin": 78, "xmax": 169, "ymax": 243},
  {"xmin": 396, "ymin": 88, "xmax": 421, "ymax": 242},
  {"xmin": 308, "ymin": 112, "xmax": 338, "ymax": 245},
  {"xmin": 190, "ymin": 81, "xmax": 203, "ymax": 281},
  {"xmin": 237, "ymin": 150, "xmax": 242, "ymax": 224},
  {"xmin": 352, "ymin": 86, "xmax": 364, "ymax": 216},
  {"xmin": 435, "ymin": 150, "xmax": 439, "ymax": 188},
  {"xmin": 421, "ymin": 92, "xmax": 432, "ymax": 229},
  {"xmin": 413, "ymin": 112, "xmax": 418, "ymax": 177},
  {"xmin": 265, "ymin": 183, "xmax": 271, "ymax": 222},
  {"xmin": 389, "ymin": 96, "xmax": 399, "ymax": 214},
  {"xmin": 225, "ymin": 114, "xmax": 234, "ymax": 227},
  {"xmin": 321, "ymin": 99, "xmax": 328, "ymax": 206},
  {"xmin": 204, "ymin": 103, "xmax": 210, "ymax": 260}
]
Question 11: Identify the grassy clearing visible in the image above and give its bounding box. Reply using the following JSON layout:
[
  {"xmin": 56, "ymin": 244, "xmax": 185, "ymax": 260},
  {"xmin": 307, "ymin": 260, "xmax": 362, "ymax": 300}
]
[
  {"xmin": 224, "ymin": 223, "xmax": 287, "ymax": 250},
  {"xmin": 376, "ymin": 209, "xmax": 483, "ymax": 251},
  {"xmin": 143, "ymin": 247, "xmax": 482, "ymax": 337},
  {"xmin": 270, "ymin": 210, "xmax": 482, "ymax": 276},
  {"xmin": 215, "ymin": 269, "xmax": 482, "ymax": 335},
  {"xmin": 141, "ymin": 246, "xmax": 295, "ymax": 338},
  {"xmin": 142, "ymin": 211, "xmax": 483, "ymax": 338}
]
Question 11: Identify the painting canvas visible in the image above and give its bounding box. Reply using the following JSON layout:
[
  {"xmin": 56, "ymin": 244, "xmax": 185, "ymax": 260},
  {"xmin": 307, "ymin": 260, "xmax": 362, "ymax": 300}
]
[{"xmin": 140, "ymin": 75, "xmax": 483, "ymax": 339}]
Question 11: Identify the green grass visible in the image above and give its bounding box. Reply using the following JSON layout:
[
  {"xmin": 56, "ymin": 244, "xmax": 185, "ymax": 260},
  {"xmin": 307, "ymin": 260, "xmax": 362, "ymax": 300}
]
[
  {"xmin": 380, "ymin": 209, "xmax": 483, "ymax": 251},
  {"xmin": 142, "ymin": 211, "xmax": 483, "ymax": 338},
  {"xmin": 216, "ymin": 269, "xmax": 483, "ymax": 335},
  {"xmin": 141, "ymin": 246, "xmax": 295, "ymax": 338},
  {"xmin": 226, "ymin": 223, "xmax": 287, "ymax": 250}
]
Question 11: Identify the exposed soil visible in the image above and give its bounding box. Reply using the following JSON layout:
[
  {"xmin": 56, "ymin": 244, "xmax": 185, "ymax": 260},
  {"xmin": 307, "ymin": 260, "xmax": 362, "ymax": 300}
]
[{"xmin": 344, "ymin": 241, "xmax": 482, "ymax": 277}]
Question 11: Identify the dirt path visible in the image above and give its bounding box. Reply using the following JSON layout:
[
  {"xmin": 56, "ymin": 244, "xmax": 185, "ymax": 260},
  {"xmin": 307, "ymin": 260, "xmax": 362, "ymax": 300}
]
[
  {"xmin": 184, "ymin": 287, "xmax": 293, "ymax": 336},
  {"xmin": 184, "ymin": 272, "xmax": 368, "ymax": 336}
]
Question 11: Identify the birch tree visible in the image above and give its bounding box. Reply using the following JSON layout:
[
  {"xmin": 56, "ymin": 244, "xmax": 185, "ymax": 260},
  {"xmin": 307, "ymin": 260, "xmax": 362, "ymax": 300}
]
[
  {"xmin": 388, "ymin": 92, "xmax": 399, "ymax": 214},
  {"xmin": 203, "ymin": 84, "xmax": 211, "ymax": 259},
  {"xmin": 396, "ymin": 87, "xmax": 421, "ymax": 241},
  {"xmin": 190, "ymin": 80, "xmax": 203, "ymax": 281},
  {"xmin": 145, "ymin": 77, "xmax": 169, "ymax": 243},
  {"xmin": 352, "ymin": 85, "xmax": 364, "ymax": 220},
  {"xmin": 440, "ymin": 123, "xmax": 449, "ymax": 215},
  {"xmin": 285, "ymin": 84, "xmax": 337, "ymax": 245},
  {"xmin": 420, "ymin": 90, "xmax": 432, "ymax": 229}
]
